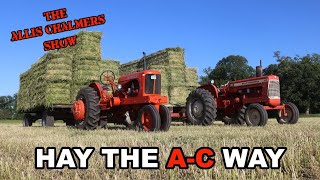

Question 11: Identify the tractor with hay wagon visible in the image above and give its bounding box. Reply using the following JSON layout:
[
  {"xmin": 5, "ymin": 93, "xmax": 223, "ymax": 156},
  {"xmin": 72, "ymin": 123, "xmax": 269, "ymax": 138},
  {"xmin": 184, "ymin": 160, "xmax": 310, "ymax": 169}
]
[
  {"xmin": 183, "ymin": 62, "xmax": 300, "ymax": 126},
  {"xmin": 22, "ymin": 68, "xmax": 172, "ymax": 132}
]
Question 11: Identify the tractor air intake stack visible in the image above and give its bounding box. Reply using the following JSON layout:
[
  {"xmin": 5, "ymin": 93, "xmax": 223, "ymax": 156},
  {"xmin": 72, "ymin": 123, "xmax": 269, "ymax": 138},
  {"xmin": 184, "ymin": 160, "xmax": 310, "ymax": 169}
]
[
  {"xmin": 256, "ymin": 60, "xmax": 262, "ymax": 77},
  {"xmin": 142, "ymin": 52, "xmax": 147, "ymax": 70}
]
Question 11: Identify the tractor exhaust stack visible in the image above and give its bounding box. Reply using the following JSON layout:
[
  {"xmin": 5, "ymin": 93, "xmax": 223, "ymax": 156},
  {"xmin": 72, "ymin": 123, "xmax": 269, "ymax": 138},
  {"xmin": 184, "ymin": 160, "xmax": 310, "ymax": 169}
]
[
  {"xmin": 256, "ymin": 60, "xmax": 262, "ymax": 77},
  {"xmin": 142, "ymin": 52, "xmax": 147, "ymax": 70}
]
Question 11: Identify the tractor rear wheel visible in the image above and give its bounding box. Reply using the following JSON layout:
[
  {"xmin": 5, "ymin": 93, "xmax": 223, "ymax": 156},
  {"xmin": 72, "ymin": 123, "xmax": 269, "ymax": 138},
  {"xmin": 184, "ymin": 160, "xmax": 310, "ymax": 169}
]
[
  {"xmin": 236, "ymin": 106, "xmax": 247, "ymax": 125},
  {"xmin": 159, "ymin": 105, "xmax": 171, "ymax": 131},
  {"xmin": 223, "ymin": 115, "xmax": 245, "ymax": 125},
  {"xmin": 75, "ymin": 87, "xmax": 100, "ymax": 130},
  {"xmin": 23, "ymin": 114, "xmax": 33, "ymax": 127},
  {"xmin": 42, "ymin": 110, "xmax": 54, "ymax": 127},
  {"xmin": 138, "ymin": 105, "xmax": 161, "ymax": 131},
  {"xmin": 276, "ymin": 102, "xmax": 299, "ymax": 124},
  {"xmin": 186, "ymin": 89, "xmax": 217, "ymax": 125},
  {"xmin": 245, "ymin": 103, "xmax": 268, "ymax": 126}
]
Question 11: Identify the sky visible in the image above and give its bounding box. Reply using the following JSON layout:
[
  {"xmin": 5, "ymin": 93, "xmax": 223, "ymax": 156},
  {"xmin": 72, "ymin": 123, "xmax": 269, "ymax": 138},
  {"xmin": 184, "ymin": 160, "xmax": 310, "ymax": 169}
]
[{"xmin": 0, "ymin": 0, "xmax": 319, "ymax": 95}]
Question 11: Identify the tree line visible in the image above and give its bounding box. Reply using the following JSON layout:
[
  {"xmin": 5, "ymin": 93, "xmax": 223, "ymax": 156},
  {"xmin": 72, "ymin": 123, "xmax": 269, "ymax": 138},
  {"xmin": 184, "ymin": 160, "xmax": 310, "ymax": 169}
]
[
  {"xmin": 200, "ymin": 52, "xmax": 320, "ymax": 114},
  {"xmin": 0, "ymin": 94, "xmax": 23, "ymax": 119}
]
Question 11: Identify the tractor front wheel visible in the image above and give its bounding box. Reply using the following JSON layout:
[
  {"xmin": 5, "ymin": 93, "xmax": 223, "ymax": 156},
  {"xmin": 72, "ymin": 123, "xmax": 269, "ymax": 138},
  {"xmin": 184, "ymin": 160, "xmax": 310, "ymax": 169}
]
[
  {"xmin": 159, "ymin": 105, "xmax": 171, "ymax": 131},
  {"xmin": 138, "ymin": 105, "xmax": 161, "ymax": 131},
  {"xmin": 276, "ymin": 102, "xmax": 299, "ymax": 124},
  {"xmin": 245, "ymin": 103, "xmax": 268, "ymax": 126},
  {"xmin": 186, "ymin": 89, "xmax": 217, "ymax": 125},
  {"xmin": 74, "ymin": 87, "xmax": 100, "ymax": 130}
]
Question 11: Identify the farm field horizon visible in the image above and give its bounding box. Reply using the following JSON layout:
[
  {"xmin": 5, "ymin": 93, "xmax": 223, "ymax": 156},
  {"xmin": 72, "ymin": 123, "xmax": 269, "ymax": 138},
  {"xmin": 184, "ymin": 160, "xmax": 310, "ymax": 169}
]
[{"xmin": 0, "ymin": 117, "xmax": 319, "ymax": 179}]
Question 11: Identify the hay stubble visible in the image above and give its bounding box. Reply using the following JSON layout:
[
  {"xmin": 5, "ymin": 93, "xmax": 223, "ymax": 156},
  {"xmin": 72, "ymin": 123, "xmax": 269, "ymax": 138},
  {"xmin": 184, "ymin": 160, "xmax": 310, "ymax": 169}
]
[{"xmin": 0, "ymin": 118, "xmax": 319, "ymax": 179}]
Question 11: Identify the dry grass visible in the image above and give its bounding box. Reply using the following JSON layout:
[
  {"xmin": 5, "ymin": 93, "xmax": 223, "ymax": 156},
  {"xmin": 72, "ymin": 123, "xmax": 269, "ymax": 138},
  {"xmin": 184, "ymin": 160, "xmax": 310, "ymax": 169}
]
[{"xmin": 0, "ymin": 118, "xmax": 319, "ymax": 180}]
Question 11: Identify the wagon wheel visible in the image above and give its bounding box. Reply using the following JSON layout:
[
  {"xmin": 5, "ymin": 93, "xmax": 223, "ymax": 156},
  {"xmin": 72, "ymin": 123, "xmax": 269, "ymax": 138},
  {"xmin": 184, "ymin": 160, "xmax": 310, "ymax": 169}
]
[
  {"xmin": 23, "ymin": 114, "xmax": 33, "ymax": 127},
  {"xmin": 276, "ymin": 102, "xmax": 299, "ymax": 124},
  {"xmin": 138, "ymin": 105, "xmax": 161, "ymax": 131},
  {"xmin": 41, "ymin": 110, "xmax": 54, "ymax": 127}
]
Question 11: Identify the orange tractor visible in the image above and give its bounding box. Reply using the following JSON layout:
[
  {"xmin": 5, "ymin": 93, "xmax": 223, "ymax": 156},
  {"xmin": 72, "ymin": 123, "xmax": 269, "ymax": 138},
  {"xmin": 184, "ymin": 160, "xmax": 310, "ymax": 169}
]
[
  {"xmin": 185, "ymin": 62, "xmax": 299, "ymax": 126},
  {"xmin": 72, "ymin": 69, "xmax": 171, "ymax": 131}
]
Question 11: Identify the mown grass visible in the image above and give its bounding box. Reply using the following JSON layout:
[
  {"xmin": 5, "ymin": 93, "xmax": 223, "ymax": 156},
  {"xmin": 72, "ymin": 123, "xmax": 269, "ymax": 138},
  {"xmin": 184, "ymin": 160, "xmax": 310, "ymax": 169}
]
[{"xmin": 0, "ymin": 118, "xmax": 319, "ymax": 179}]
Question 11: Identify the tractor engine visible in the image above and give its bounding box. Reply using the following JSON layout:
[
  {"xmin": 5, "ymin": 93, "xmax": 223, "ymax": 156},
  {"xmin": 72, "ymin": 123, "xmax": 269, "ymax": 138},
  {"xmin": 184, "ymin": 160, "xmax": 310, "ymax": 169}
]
[{"xmin": 219, "ymin": 75, "xmax": 281, "ymax": 110}]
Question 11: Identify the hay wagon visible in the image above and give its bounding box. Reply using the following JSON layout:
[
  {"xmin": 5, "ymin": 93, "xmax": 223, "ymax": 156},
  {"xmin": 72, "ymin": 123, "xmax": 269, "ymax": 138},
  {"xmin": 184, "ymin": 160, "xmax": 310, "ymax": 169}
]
[
  {"xmin": 18, "ymin": 31, "xmax": 198, "ymax": 127},
  {"xmin": 22, "ymin": 104, "xmax": 74, "ymax": 127}
]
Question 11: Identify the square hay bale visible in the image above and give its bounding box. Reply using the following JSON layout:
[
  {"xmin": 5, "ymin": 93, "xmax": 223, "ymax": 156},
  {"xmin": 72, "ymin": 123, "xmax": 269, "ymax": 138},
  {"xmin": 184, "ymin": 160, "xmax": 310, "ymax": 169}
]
[
  {"xmin": 17, "ymin": 52, "xmax": 73, "ymax": 111},
  {"xmin": 72, "ymin": 59, "xmax": 120, "ymax": 85},
  {"xmin": 166, "ymin": 65, "xmax": 187, "ymax": 87},
  {"xmin": 161, "ymin": 86, "xmax": 170, "ymax": 99},
  {"xmin": 168, "ymin": 86, "xmax": 192, "ymax": 106},
  {"xmin": 99, "ymin": 59, "xmax": 120, "ymax": 79},
  {"xmin": 185, "ymin": 67, "xmax": 199, "ymax": 87},
  {"xmin": 59, "ymin": 31, "xmax": 102, "ymax": 60},
  {"xmin": 119, "ymin": 47, "xmax": 185, "ymax": 75}
]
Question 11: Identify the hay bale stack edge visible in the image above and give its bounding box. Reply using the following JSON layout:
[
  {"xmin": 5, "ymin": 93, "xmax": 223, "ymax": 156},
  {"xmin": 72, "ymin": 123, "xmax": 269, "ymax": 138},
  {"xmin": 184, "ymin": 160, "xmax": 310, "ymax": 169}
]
[{"xmin": 17, "ymin": 31, "xmax": 120, "ymax": 112}]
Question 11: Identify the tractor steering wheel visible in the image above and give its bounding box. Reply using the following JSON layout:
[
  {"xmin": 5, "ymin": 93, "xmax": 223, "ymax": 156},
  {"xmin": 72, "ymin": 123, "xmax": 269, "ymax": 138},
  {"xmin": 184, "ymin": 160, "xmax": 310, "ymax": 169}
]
[{"xmin": 100, "ymin": 70, "xmax": 116, "ymax": 86}]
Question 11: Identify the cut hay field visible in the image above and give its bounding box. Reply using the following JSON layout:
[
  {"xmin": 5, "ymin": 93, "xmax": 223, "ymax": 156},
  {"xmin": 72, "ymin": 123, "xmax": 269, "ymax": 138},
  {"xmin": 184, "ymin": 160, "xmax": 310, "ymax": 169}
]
[{"xmin": 0, "ymin": 118, "xmax": 319, "ymax": 180}]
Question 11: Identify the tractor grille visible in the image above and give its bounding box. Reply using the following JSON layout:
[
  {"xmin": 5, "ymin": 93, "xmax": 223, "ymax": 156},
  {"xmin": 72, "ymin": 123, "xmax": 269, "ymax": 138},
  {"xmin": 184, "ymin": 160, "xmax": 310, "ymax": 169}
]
[
  {"xmin": 268, "ymin": 80, "xmax": 280, "ymax": 99},
  {"xmin": 145, "ymin": 74, "xmax": 161, "ymax": 94}
]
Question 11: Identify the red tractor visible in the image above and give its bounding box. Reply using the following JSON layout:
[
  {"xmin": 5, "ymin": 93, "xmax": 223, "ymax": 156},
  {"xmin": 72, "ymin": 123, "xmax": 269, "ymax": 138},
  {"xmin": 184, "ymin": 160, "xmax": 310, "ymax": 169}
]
[
  {"xmin": 72, "ymin": 69, "xmax": 171, "ymax": 131},
  {"xmin": 185, "ymin": 63, "xmax": 299, "ymax": 126}
]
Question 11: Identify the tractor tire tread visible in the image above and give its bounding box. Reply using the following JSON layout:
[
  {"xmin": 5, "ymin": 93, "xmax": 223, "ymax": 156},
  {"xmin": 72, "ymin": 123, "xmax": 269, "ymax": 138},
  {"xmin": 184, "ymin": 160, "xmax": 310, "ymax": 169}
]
[
  {"xmin": 138, "ymin": 104, "xmax": 161, "ymax": 131},
  {"xmin": 186, "ymin": 88, "xmax": 217, "ymax": 126},
  {"xmin": 76, "ymin": 87, "xmax": 100, "ymax": 130},
  {"xmin": 245, "ymin": 103, "xmax": 268, "ymax": 126},
  {"xmin": 159, "ymin": 105, "xmax": 171, "ymax": 131},
  {"xmin": 277, "ymin": 102, "xmax": 299, "ymax": 124}
]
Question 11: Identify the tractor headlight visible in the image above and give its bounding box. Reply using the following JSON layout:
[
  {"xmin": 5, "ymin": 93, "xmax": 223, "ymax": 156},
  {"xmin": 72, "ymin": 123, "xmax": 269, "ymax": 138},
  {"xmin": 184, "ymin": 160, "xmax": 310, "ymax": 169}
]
[
  {"xmin": 210, "ymin": 80, "xmax": 214, "ymax": 85},
  {"xmin": 117, "ymin": 84, "xmax": 122, "ymax": 90}
]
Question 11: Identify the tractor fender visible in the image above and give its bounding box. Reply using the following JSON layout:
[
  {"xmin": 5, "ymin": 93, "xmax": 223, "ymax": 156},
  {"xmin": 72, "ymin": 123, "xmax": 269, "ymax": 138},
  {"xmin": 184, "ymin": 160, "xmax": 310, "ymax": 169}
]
[
  {"xmin": 89, "ymin": 82, "xmax": 105, "ymax": 99},
  {"xmin": 197, "ymin": 84, "xmax": 219, "ymax": 99},
  {"xmin": 89, "ymin": 82, "xmax": 115, "ymax": 108}
]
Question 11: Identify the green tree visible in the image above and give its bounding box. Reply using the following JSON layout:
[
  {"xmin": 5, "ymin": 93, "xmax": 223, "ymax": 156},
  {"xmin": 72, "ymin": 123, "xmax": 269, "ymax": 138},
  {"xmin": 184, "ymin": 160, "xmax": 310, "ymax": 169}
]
[
  {"xmin": 200, "ymin": 55, "xmax": 255, "ymax": 86},
  {"xmin": 0, "ymin": 95, "xmax": 15, "ymax": 119},
  {"xmin": 0, "ymin": 93, "xmax": 22, "ymax": 120},
  {"xmin": 264, "ymin": 52, "xmax": 320, "ymax": 114}
]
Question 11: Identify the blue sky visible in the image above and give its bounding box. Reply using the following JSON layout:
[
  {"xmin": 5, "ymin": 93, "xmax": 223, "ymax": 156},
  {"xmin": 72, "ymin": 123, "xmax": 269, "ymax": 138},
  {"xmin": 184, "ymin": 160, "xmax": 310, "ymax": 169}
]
[{"xmin": 0, "ymin": 0, "xmax": 319, "ymax": 95}]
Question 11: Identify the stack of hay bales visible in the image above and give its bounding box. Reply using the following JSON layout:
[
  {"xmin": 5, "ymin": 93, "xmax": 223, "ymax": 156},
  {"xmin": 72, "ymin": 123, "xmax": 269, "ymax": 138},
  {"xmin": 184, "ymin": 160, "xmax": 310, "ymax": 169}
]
[
  {"xmin": 17, "ymin": 31, "xmax": 199, "ymax": 112},
  {"xmin": 71, "ymin": 59, "xmax": 120, "ymax": 100},
  {"xmin": 185, "ymin": 68, "xmax": 199, "ymax": 87},
  {"xmin": 17, "ymin": 52, "xmax": 73, "ymax": 111},
  {"xmin": 67, "ymin": 31, "xmax": 120, "ymax": 100},
  {"xmin": 120, "ymin": 48, "xmax": 199, "ymax": 106},
  {"xmin": 17, "ymin": 31, "xmax": 120, "ymax": 112}
]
